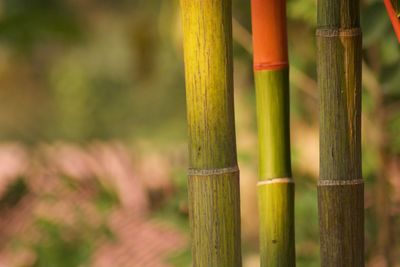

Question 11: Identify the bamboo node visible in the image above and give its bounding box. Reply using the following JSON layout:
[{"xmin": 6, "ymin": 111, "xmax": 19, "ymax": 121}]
[
  {"xmin": 316, "ymin": 28, "xmax": 362, "ymax": 38},
  {"xmin": 318, "ymin": 179, "xmax": 364, "ymax": 186},
  {"xmin": 188, "ymin": 166, "xmax": 239, "ymax": 176},
  {"xmin": 254, "ymin": 61, "xmax": 288, "ymax": 71},
  {"xmin": 257, "ymin": 177, "xmax": 294, "ymax": 187}
]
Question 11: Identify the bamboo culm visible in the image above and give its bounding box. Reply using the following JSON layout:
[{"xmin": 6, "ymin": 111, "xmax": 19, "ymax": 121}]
[
  {"xmin": 180, "ymin": 0, "xmax": 242, "ymax": 266},
  {"xmin": 255, "ymin": 69, "xmax": 295, "ymax": 267},
  {"xmin": 317, "ymin": 0, "xmax": 364, "ymax": 266},
  {"xmin": 251, "ymin": 0, "xmax": 295, "ymax": 266}
]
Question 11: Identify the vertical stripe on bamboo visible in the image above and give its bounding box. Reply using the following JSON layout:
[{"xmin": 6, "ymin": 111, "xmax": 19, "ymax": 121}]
[
  {"xmin": 180, "ymin": 0, "xmax": 242, "ymax": 266},
  {"xmin": 317, "ymin": 0, "xmax": 364, "ymax": 266}
]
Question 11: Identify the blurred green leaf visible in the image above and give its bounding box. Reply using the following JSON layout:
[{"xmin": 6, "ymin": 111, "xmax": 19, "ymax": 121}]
[
  {"xmin": 362, "ymin": 2, "xmax": 390, "ymax": 47},
  {"xmin": 0, "ymin": 0, "xmax": 83, "ymax": 52}
]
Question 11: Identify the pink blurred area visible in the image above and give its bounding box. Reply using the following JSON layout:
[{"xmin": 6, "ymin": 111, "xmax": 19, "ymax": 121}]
[{"xmin": 0, "ymin": 142, "xmax": 186, "ymax": 267}]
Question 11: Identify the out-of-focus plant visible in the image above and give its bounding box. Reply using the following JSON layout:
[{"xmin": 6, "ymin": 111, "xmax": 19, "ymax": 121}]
[{"xmin": 0, "ymin": 0, "xmax": 82, "ymax": 52}]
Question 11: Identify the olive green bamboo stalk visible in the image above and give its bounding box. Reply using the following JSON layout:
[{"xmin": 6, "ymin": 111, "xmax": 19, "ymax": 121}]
[
  {"xmin": 180, "ymin": 1, "xmax": 242, "ymax": 266},
  {"xmin": 317, "ymin": 0, "xmax": 364, "ymax": 266}
]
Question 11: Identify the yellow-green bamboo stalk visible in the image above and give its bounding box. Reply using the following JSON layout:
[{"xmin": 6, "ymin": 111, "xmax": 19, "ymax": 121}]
[
  {"xmin": 251, "ymin": 0, "xmax": 295, "ymax": 266},
  {"xmin": 255, "ymin": 70, "xmax": 295, "ymax": 267},
  {"xmin": 180, "ymin": 1, "xmax": 242, "ymax": 266}
]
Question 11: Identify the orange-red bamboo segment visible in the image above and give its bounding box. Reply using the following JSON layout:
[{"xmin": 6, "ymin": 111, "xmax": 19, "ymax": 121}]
[
  {"xmin": 251, "ymin": 0, "xmax": 288, "ymax": 70},
  {"xmin": 384, "ymin": 0, "xmax": 400, "ymax": 43}
]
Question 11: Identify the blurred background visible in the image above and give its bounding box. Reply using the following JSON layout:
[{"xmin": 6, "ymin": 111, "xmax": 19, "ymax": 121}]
[{"xmin": 0, "ymin": 0, "xmax": 398, "ymax": 266}]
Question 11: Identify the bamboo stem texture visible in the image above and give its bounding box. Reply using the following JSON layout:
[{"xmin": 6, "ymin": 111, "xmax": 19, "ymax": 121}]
[
  {"xmin": 180, "ymin": 1, "xmax": 242, "ymax": 266},
  {"xmin": 317, "ymin": 0, "xmax": 364, "ymax": 266}
]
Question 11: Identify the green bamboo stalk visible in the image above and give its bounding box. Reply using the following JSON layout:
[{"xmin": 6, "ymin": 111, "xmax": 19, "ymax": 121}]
[
  {"xmin": 180, "ymin": 1, "xmax": 242, "ymax": 266},
  {"xmin": 317, "ymin": 0, "xmax": 364, "ymax": 266},
  {"xmin": 255, "ymin": 70, "xmax": 291, "ymax": 180},
  {"xmin": 251, "ymin": 0, "xmax": 295, "ymax": 265},
  {"xmin": 255, "ymin": 69, "xmax": 295, "ymax": 267}
]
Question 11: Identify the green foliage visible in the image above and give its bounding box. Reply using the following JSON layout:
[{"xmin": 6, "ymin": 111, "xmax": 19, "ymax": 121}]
[
  {"xmin": 32, "ymin": 220, "xmax": 88, "ymax": 267},
  {"xmin": 362, "ymin": 3, "xmax": 390, "ymax": 46},
  {"xmin": 295, "ymin": 178, "xmax": 319, "ymax": 267},
  {"xmin": 31, "ymin": 219, "xmax": 93, "ymax": 267},
  {"xmin": 167, "ymin": 248, "xmax": 192, "ymax": 267},
  {"xmin": 152, "ymin": 169, "xmax": 189, "ymax": 229},
  {"xmin": 0, "ymin": 0, "xmax": 82, "ymax": 52},
  {"xmin": 0, "ymin": 0, "xmax": 186, "ymax": 143},
  {"xmin": 24, "ymin": 175, "xmax": 118, "ymax": 267},
  {"xmin": 95, "ymin": 181, "xmax": 120, "ymax": 212},
  {"xmin": 288, "ymin": 0, "xmax": 316, "ymax": 25},
  {"xmin": 0, "ymin": 178, "xmax": 28, "ymax": 210},
  {"xmin": 389, "ymin": 115, "xmax": 400, "ymax": 153}
]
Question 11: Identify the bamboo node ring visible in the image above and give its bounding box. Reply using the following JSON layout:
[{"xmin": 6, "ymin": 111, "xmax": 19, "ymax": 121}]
[
  {"xmin": 188, "ymin": 166, "xmax": 239, "ymax": 176},
  {"xmin": 316, "ymin": 28, "xmax": 362, "ymax": 37},
  {"xmin": 318, "ymin": 179, "xmax": 364, "ymax": 186},
  {"xmin": 254, "ymin": 62, "xmax": 289, "ymax": 71},
  {"xmin": 257, "ymin": 177, "xmax": 294, "ymax": 187}
]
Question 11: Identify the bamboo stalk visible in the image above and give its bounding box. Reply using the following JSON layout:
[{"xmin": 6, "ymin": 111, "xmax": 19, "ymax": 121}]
[
  {"xmin": 251, "ymin": 1, "xmax": 295, "ymax": 266},
  {"xmin": 180, "ymin": 1, "xmax": 242, "ymax": 266},
  {"xmin": 317, "ymin": 0, "xmax": 364, "ymax": 266},
  {"xmin": 384, "ymin": 0, "xmax": 400, "ymax": 42}
]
